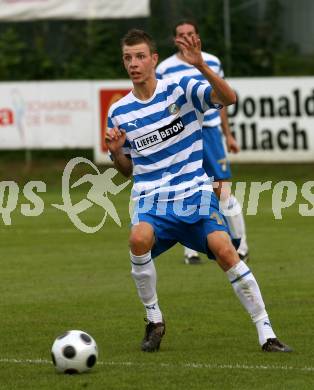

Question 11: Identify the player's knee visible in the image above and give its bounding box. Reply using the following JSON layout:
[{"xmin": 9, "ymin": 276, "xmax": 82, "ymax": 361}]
[
  {"xmin": 129, "ymin": 231, "xmax": 152, "ymax": 254},
  {"xmin": 215, "ymin": 244, "xmax": 238, "ymax": 267}
]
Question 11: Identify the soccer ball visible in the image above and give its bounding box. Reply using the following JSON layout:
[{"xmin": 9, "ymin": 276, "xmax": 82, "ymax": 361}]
[{"xmin": 51, "ymin": 330, "xmax": 98, "ymax": 374}]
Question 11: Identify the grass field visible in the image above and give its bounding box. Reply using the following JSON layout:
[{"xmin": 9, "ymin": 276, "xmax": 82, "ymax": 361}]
[{"xmin": 0, "ymin": 160, "xmax": 314, "ymax": 389}]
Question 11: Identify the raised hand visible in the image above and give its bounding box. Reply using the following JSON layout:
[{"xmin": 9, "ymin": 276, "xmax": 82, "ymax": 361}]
[{"xmin": 175, "ymin": 34, "xmax": 204, "ymax": 68}]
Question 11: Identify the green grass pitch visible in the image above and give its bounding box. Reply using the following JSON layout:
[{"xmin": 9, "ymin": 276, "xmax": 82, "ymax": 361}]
[{"xmin": 0, "ymin": 161, "xmax": 313, "ymax": 389}]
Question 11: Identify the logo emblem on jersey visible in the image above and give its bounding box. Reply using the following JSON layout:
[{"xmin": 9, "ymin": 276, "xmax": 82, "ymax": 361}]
[
  {"xmin": 133, "ymin": 117, "xmax": 185, "ymax": 151},
  {"xmin": 168, "ymin": 103, "xmax": 179, "ymax": 115},
  {"xmin": 218, "ymin": 158, "xmax": 228, "ymax": 172},
  {"xmin": 128, "ymin": 120, "xmax": 138, "ymax": 128},
  {"xmin": 209, "ymin": 211, "xmax": 225, "ymax": 226}
]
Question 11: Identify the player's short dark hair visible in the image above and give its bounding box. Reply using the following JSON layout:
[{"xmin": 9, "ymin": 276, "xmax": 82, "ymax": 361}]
[
  {"xmin": 121, "ymin": 29, "xmax": 157, "ymax": 54},
  {"xmin": 173, "ymin": 19, "xmax": 199, "ymax": 36}
]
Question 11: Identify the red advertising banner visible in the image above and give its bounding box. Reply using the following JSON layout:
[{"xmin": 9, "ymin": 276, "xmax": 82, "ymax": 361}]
[
  {"xmin": 0, "ymin": 108, "xmax": 14, "ymax": 126},
  {"xmin": 99, "ymin": 89, "xmax": 130, "ymax": 152}
]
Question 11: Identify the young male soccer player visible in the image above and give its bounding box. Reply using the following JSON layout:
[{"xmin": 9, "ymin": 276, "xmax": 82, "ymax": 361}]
[
  {"xmin": 156, "ymin": 20, "xmax": 249, "ymax": 264},
  {"xmin": 106, "ymin": 28, "xmax": 291, "ymax": 353}
]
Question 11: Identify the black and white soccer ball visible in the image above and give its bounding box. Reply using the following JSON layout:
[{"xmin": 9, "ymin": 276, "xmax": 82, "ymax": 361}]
[{"xmin": 51, "ymin": 330, "xmax": 98, "ymax": 374}]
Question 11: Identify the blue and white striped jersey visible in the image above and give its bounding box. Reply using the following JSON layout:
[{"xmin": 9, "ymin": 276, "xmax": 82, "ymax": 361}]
[
  {"xmin": 156, "ymin": 52, "xmax": 223, "ymax": 128},
  {"xmin": 108, "ymin": 77, "xmax": 220, "ymax": 202}
]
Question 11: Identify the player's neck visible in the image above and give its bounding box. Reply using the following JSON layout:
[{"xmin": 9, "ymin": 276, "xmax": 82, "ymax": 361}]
[
  {"xmin": 132, "ymin": 78, "xmax": 158, "ymax": 101},
  {"xmin": 176, "ymin": 51, "xmax": 188, "ymax": 63}
]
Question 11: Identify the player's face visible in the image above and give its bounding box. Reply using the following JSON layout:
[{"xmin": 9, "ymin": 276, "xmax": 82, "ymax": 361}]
[
  {"xmin": 175, "ymin": 24, "xmax": 199, "ymax": 52},
  {"xmin": 122, "ymin": 43, "xmax": 158, "ymax": 85}
]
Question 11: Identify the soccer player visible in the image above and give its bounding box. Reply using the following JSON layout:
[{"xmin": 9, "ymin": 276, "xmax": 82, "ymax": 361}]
[
  {"xmin": 156, "ymin": 19, "xmax": 249, "ymax": 265},
  {"xmin": 106, "ymin": 28, "xmax": 291, "ymax": 353}
]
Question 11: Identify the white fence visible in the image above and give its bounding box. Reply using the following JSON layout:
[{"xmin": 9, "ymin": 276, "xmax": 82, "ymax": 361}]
[{"xmin": 0, "ymin": 77, "xmax": 313, "ymax": 163}]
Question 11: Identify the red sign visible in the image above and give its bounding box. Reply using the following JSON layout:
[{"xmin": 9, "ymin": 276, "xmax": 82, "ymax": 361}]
[
  {"xmin": 0, "ymin": 108, "xmax": 14, "ymax": 126},
  {"xmin": 99, "ymin": 89, "xmax": 130, "ymax": 152}
]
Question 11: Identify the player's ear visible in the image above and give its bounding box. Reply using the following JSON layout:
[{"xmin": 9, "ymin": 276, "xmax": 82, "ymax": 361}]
[
  {"xmin": 152, "ymin": 53, "xmax": 159, "ymax": 67},
  {"xmin": 173, "ymin": 36, "xmax": 179, "ymax": 48}
]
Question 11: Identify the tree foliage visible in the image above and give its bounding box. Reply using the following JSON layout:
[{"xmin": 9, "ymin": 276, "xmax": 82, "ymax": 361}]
[{"xmin": 0, "ymin": 0, "xmax": 311, "ymax": 81}]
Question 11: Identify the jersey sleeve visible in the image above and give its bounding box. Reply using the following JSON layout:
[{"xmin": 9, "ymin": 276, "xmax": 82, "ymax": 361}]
[
  {"xmin": 179, "ymin": 76, "xmax": 222, "ymax": 113},
  {"xmin": 155, "ymin": 63, "xmax": 163, "ymax": 80},
  {"xmin": 107, "ymin": 108, "xmax": 131, "ymax": 159},
  {"xmin": 218, "ymin": 61, "xmax": 224, "ymax": 78}
]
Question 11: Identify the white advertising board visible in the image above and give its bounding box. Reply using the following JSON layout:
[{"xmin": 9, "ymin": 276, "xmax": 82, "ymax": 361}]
[
  {"xmin": 93, "ymin": 77, "xmax": 314, "ymax": 164},
  {"xmin": 0, "ymin": 0, "xmax": 150, "ymax": 21},
  {"xmin": 1, "ymin": 77, "xmax": 313, "ymax": 163},
  {"xmin": 0, "ymin": 81, "xmax": 93, "ymax": 149},
  {"xmin": 227, "ymin": 77, "xmax": 314, "ymax": 162}
]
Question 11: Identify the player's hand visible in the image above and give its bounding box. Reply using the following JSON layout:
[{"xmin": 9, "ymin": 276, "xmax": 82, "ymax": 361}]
[
  {"xmin": 105, "ymin": 127, "xmax": 127, "ymax": 154},
  {"xmin": 226, "ymin": 134, "xmax": 240, "ymax": 153},
  {"xmin": 175, "ymin": 35, "xmax": 203, "ymax": 68}
]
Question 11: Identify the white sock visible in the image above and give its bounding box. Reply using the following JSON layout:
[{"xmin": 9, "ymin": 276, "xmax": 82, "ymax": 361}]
[
  {"xmin": 255, "ymin": 316, "xmax": 277, "ymax": 346},
  {"xmin": 130, "ymin": 251, "xmax": 163, "ymax": 323},
  {"xmin": 226, "ymin": 260, "xmax": 276, "ymax": 346},
  {"xmin": 144, "ymin": 301, "xmax": 163, "ymax": 323},
  {"xmin": 184, "ymin": 246, "xmax": 199, "ymax": 258},
  {"xmin": 221, "ymin": 195, "xmax": 249, "ymax": 256}
]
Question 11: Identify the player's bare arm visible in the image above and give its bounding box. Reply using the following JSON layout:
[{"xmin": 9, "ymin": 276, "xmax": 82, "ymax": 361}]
[
  {"xmin": 220, "ymin": 107, "xmax": 240, "ymax": 153},
  {"xmin": 175, "ymin": 35, "xmax": 236, "ymax": 106},
  {"xmin": 105, "ymin": 127, "xmax": 133, "ymax": 177}
]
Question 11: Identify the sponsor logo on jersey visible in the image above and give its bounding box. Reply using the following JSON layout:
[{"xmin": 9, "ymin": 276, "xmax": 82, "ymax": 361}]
[{"xmin": 133, "ymin": 117, "xmax": 185, "ymax": 151}]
